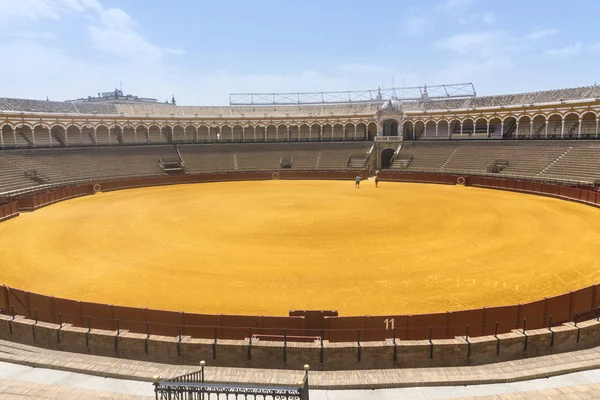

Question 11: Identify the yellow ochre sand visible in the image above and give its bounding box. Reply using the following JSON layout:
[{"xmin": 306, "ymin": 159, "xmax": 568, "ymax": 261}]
[{"xmin": 1, "ymin": 180, "xmax": 600, "ymax": 316}]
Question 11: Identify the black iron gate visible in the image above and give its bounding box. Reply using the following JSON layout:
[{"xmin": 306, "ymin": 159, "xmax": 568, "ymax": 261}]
[{"xmin": 154, "ymin": 361, "xmax": 309, "ymax": 400}]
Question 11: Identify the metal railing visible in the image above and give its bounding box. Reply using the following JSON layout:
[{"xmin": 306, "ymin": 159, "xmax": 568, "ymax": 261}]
[{"xmin": 153, "ymin": 361, "xmax": 309, "ymax": 400}]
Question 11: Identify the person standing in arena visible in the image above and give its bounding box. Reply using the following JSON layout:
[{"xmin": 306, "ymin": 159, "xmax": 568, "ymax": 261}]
[
  {"xmin": 375, "ymin": 175, "xmax": 379, "ymax": 188},
  {"xmin": 355, "ymin": 175, "xmax": 361, "ymax": 188}
]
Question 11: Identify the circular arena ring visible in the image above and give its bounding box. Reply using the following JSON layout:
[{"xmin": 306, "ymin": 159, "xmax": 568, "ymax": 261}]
[{"xmin": 1, "ymin": 170, "xmax": 600, "ymax": 369}]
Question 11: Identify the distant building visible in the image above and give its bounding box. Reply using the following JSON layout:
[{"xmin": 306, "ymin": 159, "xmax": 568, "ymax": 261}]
[{"xmin": 69, "ymin": 89, "xmax": 159, "ymax": 104}]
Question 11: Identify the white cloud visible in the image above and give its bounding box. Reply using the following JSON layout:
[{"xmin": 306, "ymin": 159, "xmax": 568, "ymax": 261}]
[
  {"xmin": 589, "ymin": 43, "xmax": 600, "ymax": 52},
  {"xmin": 527, "ymin": 29, "xmax": 559, "ymax": 40},
  {"xmin": 88, "ymin": 7, "xmax": 163, "ymax": 61},
  {"xmin": 439, "ymin": 0, "xmax": 476, "ymax": 11},
  {"xmin": 436, "ymin": 31, "xmax": 509, "ymax": 57},
  {"xmin": 404, "ymin": 16, "xmax": 433, "ymax": 35},
  {"xmin": 165, "ymin": 48, "xmax": 187, "ymax": 56},
  {"xmin": 544, "ymin": 42, "xmax": 583, "ymax": 58},
  {"xmin": 0, "ymin": 31, "xmax": 56, "ymax": 39},
  {"xmin": 459, "ymin": 11, "xmax": 496, "ymax": 25}
]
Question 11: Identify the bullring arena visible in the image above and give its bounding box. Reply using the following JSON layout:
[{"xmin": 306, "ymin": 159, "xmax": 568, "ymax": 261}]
[
  {"xmin": 2, "ymin": 180, "xmax": 600, "ymax": 317},
  {"xmin": 1, "ymin": 84, "xmax": 600, "ymax": 397}
]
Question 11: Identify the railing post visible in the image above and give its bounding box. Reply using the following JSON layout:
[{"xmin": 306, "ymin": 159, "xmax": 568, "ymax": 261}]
[
  {"xmin": 393, "ymin": 327, "xmax": 397, "ymax": 362},
  {"xmin": 115, "ymin": 319, "xmax": 120, "ymax": 352},
  {"xmin": 304, "ymin": 364, "xmax": 310, "ymax": 400},
  {"xmin": 57, "ymin": 313, "xmax": 62, "ymax": 344},
  {"xmin": 574, "ymin": 311, "xmax": 581, "ymax": 343},
  {"xmin": 357, "ymin": 328, "xmax": 361, "ymax": 362},
  {"xmin": 213, "ymin": 326, "xmax": 217, "ymax": 359},
  {"xmin": 283, "ymin": 328, "xmax": 287, "ymax": 363},
  {"xmin": 522, "ymin": 318, "xmax": 528, "ymax": 351},
  {"xmin": 177, "ymin": 325, "xmax": 182, "ymax": 357},
  {"xmin": 548, "ymin": 315, "xmax": 554, "ymax": 347},
  {"xmin": 429, "ymin": 326, "xmax": 433, "ymax": 359},
  {"xmin": 153, "ymin": 375, "xmax": 160, "ymax": 400},
  {"xmin": 200, "ymin": 360, "xmax": 206, "ymax": 400},
  {"xmin": 494, "ymin": 321, "xmax": 499, "ymax": 355},
  {"xmin": 145, "ymin": 320, "xmax": 149, "ymax": 354},
  {"xmin": 32, "ymin": 309, "xmax": 37, "ymax": 340},
  {"xmin": 86, "ymin": 316, "xmax": 91, "ymax": 348},
  {"xmin": 320, "ymin": 329, "xmax": 324, "ymax": 364},
  {"xmin": 465, "ymin": 325, "xmax": 471, "ymax": 359},
  {"xmin": 247, "ymin": 327, "xmax": 252, "ymax": 361}
]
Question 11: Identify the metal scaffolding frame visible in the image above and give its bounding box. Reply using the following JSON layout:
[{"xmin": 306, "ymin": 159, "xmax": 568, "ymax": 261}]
[{"xmin": 229, "ymin": 83, "xmax": 476, "ymax": 106}]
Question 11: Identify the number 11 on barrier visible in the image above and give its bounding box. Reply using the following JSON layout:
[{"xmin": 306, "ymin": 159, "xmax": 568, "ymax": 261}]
[{"xmin": 384, "ymin": 318, "xmax": 395, "ymax": 330}]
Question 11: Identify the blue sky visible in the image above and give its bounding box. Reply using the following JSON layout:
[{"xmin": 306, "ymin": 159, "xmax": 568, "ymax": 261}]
[{"xmin": 0, "ymin": 0, "xmax": 598, "ymax": 104}]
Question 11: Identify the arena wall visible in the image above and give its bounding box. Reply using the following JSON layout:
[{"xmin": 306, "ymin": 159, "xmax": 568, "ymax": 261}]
[{"xmin": 1, "ymin": 171, "xmax": 600, "ymax": 369}]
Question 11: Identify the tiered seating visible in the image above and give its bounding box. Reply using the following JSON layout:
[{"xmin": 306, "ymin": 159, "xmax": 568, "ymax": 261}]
[
  {"xmin": 318, "ymin": 143, "xmax": 372, "ymax": 169},
  {"xmin": 2, "ymin": 147, "xmax": 175, "ymax": 184},
  {"xmin": 442, "ymin": 145, "xmax": 566, "ymax": 175},
  {"xmin": 394, "ymin": 142, "xmax": 457, "ymax": 170},
  {"xmin": 0, "ymin": 157, "xmax": 38, "ymax": 193},
  {"xmin": 178, "ymin": 145, "xmax": 236, "ymax": 172},
  {"xmin": 540, "ymin": 147, "xmax": 600, "ymax": 182}
]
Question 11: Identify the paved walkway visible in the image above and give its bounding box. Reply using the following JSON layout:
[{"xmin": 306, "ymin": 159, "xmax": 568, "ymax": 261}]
[
  {"xmin": 1, "ymin": 361, "xmax": 600, "ymax": 399},
  {"xmin": 2, "ymin": 339, "xmax": 600, "ymax": 389}
]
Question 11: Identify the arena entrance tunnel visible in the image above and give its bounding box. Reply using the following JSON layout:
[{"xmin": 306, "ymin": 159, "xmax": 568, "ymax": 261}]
[{"xmin": 380, "ymin": 148, "xmax": 395, "ymax": 169}]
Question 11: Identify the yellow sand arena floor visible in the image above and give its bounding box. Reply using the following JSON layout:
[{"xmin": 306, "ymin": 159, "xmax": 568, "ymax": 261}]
[{"xmin": 1, "ymin": 180, "xmax": 600, "ymax": 316}]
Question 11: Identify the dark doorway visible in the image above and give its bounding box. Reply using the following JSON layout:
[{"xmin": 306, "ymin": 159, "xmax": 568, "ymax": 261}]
[
  {"xmin": 381, "ymin": 148, "xmax": 395, "ymax": 169},
  {"xmin": 383, "ymin": 119, "xmax": 399, "ymax": 136}
]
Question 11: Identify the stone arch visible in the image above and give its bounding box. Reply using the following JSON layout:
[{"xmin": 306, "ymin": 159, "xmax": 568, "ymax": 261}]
[
  {"xmin": 355, "ymin": 122, "xmax": 367, "ymax": 140},
  {"xmin": 231, "ymin": 125, "xmax": 244, "ymax": 142},
  {"xmin": 414, "ymin": 120, "xmax": 426, "ymax": 140},
  {"xmin": 29, "ymin": 124, "xmax": 45, "ymax": 147},
  {"xmin": 461, "ymin": 118, "xmax": 474, "ymax": 136},
  {"xmin": 402, "ymin": 120, "xmax": 413, "ymax": 140},
  {"xmin": 120, "ymin": 125, "xmax": 135, "ymax": 144},
  {"xmin": 209, "ymin": 126, "xmax": 220, "ymax": 142},
  {"xmin": 276, "ymin": 125, "xmax": 287, "ymax": 141},
  {"xmin": 1, "ymin": 123, "xmax": 16, "ymax": 149},
  {"xmin": 423, "ymin": 120, "xmax": 436, "ymax": 138},
  {"xmin": 288, "ymin": 124, "xmax": 299, "ymax": 141},
  {"xmin": 243, "ymin": 125, "xmax": 254, "ymax": 142},
  {"xmin": 547, "ymin": 114, "xmax": 562, "ymax": 138},
  {"xmin": 486, "ymin": 117, "xmax": 501, "ymax": 139},
  {"xmin": 382, "ymin": 119, "xmax": 399, "ymax": 137},
  {"xmin": 516, "ymin": 116, "xmax": 531, "ymax": 138},
  {"xmin": 367, "ymin": 122, "xmax": 377, "ymax": 141},
  {"xmin": 172, "ymin": 124, "xmax": 185, "ymax": 143},
  {"xmin": 264, "ymin": 124, "xmax": 276, "ymax": 141},
  {"xmin": 332, "ymin": 123, "xmax": 344, "ymax": 140},
  {"xmin": 447, "ymin": 118, "xmax": 460, "ymax": 138},
  {"xmin": 16, "ymin": 124, "xmax": 35, "ymax": 148},
  {"xmin": 185, "ymin": 125, "xmax": 197, "ymax": 143},
  {"xmin": 581, "ymin": 112, "xmax": 597, "ymax": 138},
  {"xmin": 147, "ymin": 124, "xmax": 163, "ymax": 144},
  {"xmin": 344, "ymin": 122, "xmax": 355, "ymax": 140},
  {"xmin": 501, "ymin": 116, "xmax": 517, "ymax": 139},
  {"xmin": 298, "ymin": 124, "xmax": 310, "ymax": 141},
  {"xmin": 197, "ymin": 125, "xmax": 210, "ymax": 142},
  {"xmin": 532, "ymin": 115, "xmax": 546, "ymax": 138},
  {"xmin": 255, "ymin": 125, "xmax": 266, "ymax": 142},
  {"xmin": 221, "ymin": 125, "xmax": 233, "ymax": 142},
  {"xmin": 110, "ymin": 125, "xmax": 123, "ymax": 145},
  {"xmin": 310, "ymin": 124, "xmax": 321, "ymax": 141},
  {"xmin": 66, "ymin": 125, "xmax": 81, "ymax": 146},
  {"xmin": 474, "ymin": 118, "xmax": 488, "ymax": 137},
  {"xmin": 436, "ymin": 120, "xmax": 450, "ymax": 138},
  {"xmin": 563, "ymin": 112, "xmax": 579, "ymax": 138},
  {"xmin": 322, "ymin": 124, "xmax": 333, "ymax": 141},
  {"xmin": 135, "ymin": 125, "xmax": 149, "ymax": 144}
]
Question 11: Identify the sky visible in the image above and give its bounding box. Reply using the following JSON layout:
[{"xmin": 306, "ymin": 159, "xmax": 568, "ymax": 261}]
[{"xmin": 0, "ymin": 0, "xmax": 599, "ymax": 105}]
